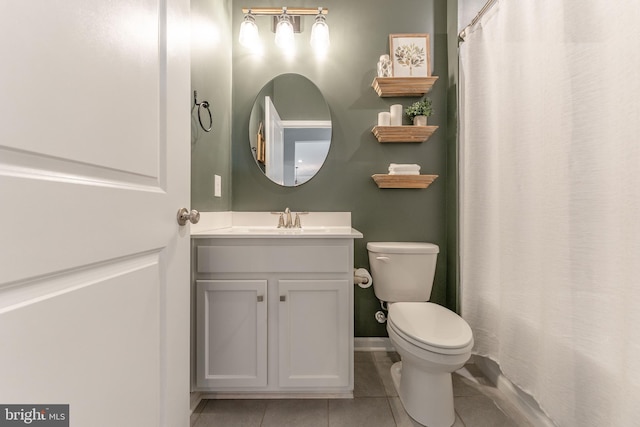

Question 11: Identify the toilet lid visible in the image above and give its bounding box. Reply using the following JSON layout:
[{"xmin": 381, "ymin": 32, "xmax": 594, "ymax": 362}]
[
  {"xmin": 367, "ymin": 242, "xmax": 439, "ymax": 254},
  {"xmin": 388, "ymin": 302, "xmax": 473, "ymax": 350}
]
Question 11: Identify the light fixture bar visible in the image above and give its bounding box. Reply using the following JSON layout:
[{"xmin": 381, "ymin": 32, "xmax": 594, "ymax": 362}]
[{"xmin": 242, "ymin": 7, "xmax": 328, "ymax": 16}]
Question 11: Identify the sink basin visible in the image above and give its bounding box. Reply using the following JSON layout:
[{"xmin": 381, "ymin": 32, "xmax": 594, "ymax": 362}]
[
  {"xmin": 190, "ymin": 212, "xmax": 363, "ymax": 239},
  {"xmin": 231, "ymin": 226, "xmax": 345, "ymax": 234},
  {"xmin": 194, "ymin": 225, "xmax": 359, "ymax": 238}
]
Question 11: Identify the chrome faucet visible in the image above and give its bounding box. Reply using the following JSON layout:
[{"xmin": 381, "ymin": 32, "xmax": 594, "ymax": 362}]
[
  {"xmin": 271, "ymin": 208, "xmax": 308, "ymax": 228},
  {"xmin": 284, "ymin": 207, "xmax": 293, "ymax": 228}
]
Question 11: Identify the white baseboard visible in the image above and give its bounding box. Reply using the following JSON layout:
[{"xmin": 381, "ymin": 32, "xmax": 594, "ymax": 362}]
[
  {"xmin": 354, "ymin": 337, "xmax": 394, "ymax": 351},
  {"xmin": 199, "ymin": 391, "xmax": 352, "ymax": 399},
  {"xmin": 473, "ymin": 356, "xmax": 556, "ymax": 427},
  {"xmin": 190, "ymin": 391, "xmax": 203, "ymax": 413}
]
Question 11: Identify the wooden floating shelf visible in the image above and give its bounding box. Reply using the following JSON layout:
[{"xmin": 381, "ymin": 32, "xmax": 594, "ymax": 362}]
[
  {"xmin": 371, "ymin": 76, "xmax": 439, "ymax": 97},
  {"xmin": 372, "ymin": 174, "xmax": 438, "ymax": 189},
  {"xmin": 372, "ymin": 125, "xmax": 438, "ymax": 143}
]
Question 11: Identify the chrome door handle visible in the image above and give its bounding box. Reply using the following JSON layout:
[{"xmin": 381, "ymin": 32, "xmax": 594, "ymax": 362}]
[{"xmin": 177, "ymin": 208, "xmax": 200, "ymax": 226}]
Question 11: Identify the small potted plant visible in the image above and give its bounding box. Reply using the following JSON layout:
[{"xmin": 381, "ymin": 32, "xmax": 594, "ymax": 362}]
[{"xmin": 405, "ymin": 98, "xmax": 433, "ymax": 126}]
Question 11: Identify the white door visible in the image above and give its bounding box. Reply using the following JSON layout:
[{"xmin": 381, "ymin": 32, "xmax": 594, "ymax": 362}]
[
  {"xmin": 264, "ymin": 96, "xmax": 285, "ymax": 185},
  {"xmin": 0, "ymin": 1, "xmax": 191, "ymax": 426}
]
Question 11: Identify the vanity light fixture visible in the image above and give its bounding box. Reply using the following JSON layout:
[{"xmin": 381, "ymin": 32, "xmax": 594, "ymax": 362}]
[
  {"xmin": 274, "ymin": 9, "xmax": 295, "ymax": 51},
  {"xmin": 310, "ymin": 7, "xmax": 330, "ymax": 54},
  {"xmin": 239, "ymin": 9, "xmax": 260, "ymax": 48},
  {"xmin": 240, "ymin": 6, "xmax": 329, "ymax": 54}
]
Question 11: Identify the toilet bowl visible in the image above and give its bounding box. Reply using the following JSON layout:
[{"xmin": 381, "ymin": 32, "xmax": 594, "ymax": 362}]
[
  {"xmin": 366, "ymin": 242, "xmax": 474, "ymax": 427},
  {"xmin": 387, "ymin": 302, "xmax": 473, "ymax": 427}
]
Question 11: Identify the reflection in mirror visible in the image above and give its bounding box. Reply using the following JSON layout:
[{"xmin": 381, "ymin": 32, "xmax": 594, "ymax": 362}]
[{"xmin": 249, "ymin": 74, "xmax": 331, "ymax": 186}]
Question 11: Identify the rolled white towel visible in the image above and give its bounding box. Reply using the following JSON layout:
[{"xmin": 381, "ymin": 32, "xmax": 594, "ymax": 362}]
[
  {"xmin": 389, "ymin": 170, "xmax": 420, "ymax": 175},
  {"xmin": 388, "ymin": 163, "xmax": 421, "ymax": 173},
  {"xmin": 389, "ymin": 163, "xmax": 420, "ymax": 169}
]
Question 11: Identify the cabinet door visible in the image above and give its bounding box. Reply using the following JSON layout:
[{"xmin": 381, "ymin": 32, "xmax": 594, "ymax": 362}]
[
  {"xmin": 196, "ymin": 280, "xmax": 267, "ymax": 388},
  {"xmin": 278, "ymin": 279, "xmax": 350, "ymax": 388}
]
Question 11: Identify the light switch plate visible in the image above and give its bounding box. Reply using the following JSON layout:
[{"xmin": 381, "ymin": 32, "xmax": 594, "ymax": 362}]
[{"xmin": 214, "ymin": 175, "xmax": 221, "ymax": 198}]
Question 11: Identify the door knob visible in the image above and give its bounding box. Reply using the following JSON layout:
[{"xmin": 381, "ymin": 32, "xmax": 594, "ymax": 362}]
[{"xmin": 177, "ymin": 208, "xmax": 200, "ymax": 226}]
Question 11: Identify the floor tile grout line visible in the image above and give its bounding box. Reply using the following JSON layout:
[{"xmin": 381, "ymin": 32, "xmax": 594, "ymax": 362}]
[
  {"xmin": 455, "ymin": 408, "xmax": 467, "ymax": 427},
  {"xmin": 386, "ymin": 396, "xmax": 399, "ymax": 427},
  {"xmin": 326, "ymin": 399, "xmax": 330, "ymax": 427},
  {"xmin": 328, "ymin": 398, "xmax": 331, "ymax": 427},
  {"xmin": 258, "ymin": 400, "xmax": 267, "ymax": 427}
]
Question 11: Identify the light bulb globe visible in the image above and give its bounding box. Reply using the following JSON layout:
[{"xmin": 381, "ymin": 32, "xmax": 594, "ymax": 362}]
[
  {"xmin": 310, "ymin": 15, "xmax": 330, "ymax": 53},
  {"xmin": 239, "ymin": 14, "xmax": 259, "ymax": 48},
  {"xmin": 275, "ymin": 15, "xmax": 295, "ymax": 51}
]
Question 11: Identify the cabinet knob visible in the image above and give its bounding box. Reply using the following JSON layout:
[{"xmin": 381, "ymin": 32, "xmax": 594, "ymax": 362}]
[
  {"xmin": 280, "ymin": 295, "xmax": 286, "ymax": 302},
  {"xmin": 257, "ymin": 295, "xmax": 264, "ymax": 302}
]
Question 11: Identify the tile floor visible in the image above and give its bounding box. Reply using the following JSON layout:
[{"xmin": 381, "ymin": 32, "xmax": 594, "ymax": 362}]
[{"xmin": 191, "ymin": 351, "xmax": 533, "ymax": 427}]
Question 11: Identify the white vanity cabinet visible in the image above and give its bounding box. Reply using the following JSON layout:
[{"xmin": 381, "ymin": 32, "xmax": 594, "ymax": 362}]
[
  {"xmin": 192, "ymin": 236, "xmax": 356, "ymax": 397},
  {"xmin": 196, "ymin": 279, "xmax": 267, "ymax": 388},
  {"xmin": 277, "ymin": 279, "xmax": 350, "ymax": 388}
]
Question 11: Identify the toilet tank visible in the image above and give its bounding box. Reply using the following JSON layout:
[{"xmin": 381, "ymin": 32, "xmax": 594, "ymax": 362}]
[{"xmin": 366, "ymin": 242, "xmax": 439, "ymax": 302}]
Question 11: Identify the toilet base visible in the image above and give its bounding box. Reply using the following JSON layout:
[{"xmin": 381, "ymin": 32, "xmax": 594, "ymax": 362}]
[{"xmin": 390, "ymin": 361, "xmax": 455, "ymax": 427}]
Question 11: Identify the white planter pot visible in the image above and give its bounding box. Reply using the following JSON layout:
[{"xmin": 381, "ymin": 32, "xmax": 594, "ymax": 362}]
[{"xmin": 413, "ymin": 115, "xmax": 427, "ymax": 126}]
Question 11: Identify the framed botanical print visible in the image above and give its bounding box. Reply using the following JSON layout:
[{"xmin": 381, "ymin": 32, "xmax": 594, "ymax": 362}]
[{"xmin": 389, "ymin": 33, "xmax": 431, "ymax": 77}]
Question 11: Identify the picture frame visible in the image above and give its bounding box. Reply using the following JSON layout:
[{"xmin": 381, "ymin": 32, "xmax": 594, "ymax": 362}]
[{"xmin": 389, "ymin": 33, "xmax": 431, "ymax": 77}]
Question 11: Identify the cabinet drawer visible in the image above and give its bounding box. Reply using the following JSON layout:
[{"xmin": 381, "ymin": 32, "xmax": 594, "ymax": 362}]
[{"xmin": 197, "ymin": 244, "xmax": 350, "ymax": 273}]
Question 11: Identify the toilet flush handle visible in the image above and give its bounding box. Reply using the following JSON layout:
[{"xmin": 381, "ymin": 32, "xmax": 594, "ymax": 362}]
[{"xmin": 376, "ymin": 256, "xmax": 390, "ymax": 262}]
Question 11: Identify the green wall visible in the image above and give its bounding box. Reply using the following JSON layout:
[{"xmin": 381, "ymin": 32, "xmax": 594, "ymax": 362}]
[
  {"xmin": 191, "ymin": 0, "xmax": 233, "ymax": 211},
  {"xmin": 230, "ymin": 0, "xmax": 454, "ymax": 337}
]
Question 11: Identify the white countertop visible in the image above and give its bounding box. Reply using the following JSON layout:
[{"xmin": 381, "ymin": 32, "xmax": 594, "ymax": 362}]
[{"xmin": 190, "ymin": 211, "xmax": 363, "ymax": 239}]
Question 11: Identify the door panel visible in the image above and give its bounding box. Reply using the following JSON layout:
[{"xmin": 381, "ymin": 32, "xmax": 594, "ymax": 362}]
[
  {"xmin": 196, "ymin": 280, "xmax": 268, "ymax": 389},
  {"xmin": 0, "ymin": 1, "xmax": 190, "ymax": 426},
  {"xmin": 1, "ymin": 255, "xmax": 162, "ymax": 425},
  {"xmin": 0, "ymin": 0, "xmax": 161, "ymax": 176},
  {"xmin": 278, "ymin": 280, "xmax": 349, "ymax": 388}
]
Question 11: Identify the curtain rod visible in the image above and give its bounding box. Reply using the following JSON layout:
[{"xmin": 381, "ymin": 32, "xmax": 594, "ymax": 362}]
[
  {"xmin": 458, "ymin": 0, "xmax": 498, "ymax": 42},
  {"xmin": 470, "ymin": 0, "xmax": 498, "ymax": 27}
]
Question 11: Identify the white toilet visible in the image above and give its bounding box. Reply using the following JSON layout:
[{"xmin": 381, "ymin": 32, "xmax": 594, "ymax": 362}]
[{"xmin": 367, "ymin": 242, "xmax": 473, "ymax": 427}]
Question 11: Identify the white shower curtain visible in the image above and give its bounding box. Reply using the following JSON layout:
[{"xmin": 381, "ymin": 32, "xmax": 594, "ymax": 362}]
[{"xmin": 459, "ymin": 1, "xmax": 640, "ymax": 425}]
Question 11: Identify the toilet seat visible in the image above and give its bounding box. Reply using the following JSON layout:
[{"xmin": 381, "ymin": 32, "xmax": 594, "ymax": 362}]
[{"xmin": 388, "ymin": 302, "xmax": 473, "ymax": 355}]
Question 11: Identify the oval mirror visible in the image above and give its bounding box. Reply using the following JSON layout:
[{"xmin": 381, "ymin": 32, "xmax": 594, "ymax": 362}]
[{"xmin": 249, "ymin": 74, "xmax": 331, "ymax": 186}]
